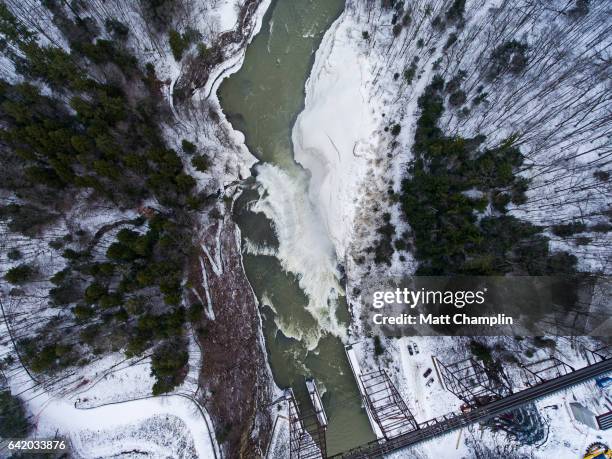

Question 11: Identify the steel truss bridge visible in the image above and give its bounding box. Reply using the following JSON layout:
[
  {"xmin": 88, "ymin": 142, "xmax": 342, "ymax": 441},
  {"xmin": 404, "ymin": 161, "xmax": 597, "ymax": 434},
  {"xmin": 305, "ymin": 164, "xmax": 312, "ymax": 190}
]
[{"xmin": 328, "ymin": 349, "xmax": 611, "ymax": 459}]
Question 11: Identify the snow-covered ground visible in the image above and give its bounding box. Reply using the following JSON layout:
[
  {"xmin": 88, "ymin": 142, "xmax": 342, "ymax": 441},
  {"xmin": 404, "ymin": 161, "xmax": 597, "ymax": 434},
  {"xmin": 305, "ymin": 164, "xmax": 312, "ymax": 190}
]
[
  {"xmin": 0, "ymin": 312, "xmax": 219, "ymax": 458},
  {"xmin": 35, "ymin": 396, "xmax": 217, "ymax": 458}
]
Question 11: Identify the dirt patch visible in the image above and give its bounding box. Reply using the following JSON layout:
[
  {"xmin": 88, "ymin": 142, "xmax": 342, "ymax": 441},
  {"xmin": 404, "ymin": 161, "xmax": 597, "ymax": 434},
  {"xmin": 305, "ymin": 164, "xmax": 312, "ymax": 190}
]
[{"xmin": 189, "ymin": 213, "xmax": 274, "ymax": 458}]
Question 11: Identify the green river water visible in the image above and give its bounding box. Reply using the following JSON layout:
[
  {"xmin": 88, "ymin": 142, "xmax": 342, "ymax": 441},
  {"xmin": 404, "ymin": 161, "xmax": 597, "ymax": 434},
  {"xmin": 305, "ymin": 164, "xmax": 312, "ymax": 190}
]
[{"xmin": 218, "ymin": 0, "xmax": 375, "ymax": 454}]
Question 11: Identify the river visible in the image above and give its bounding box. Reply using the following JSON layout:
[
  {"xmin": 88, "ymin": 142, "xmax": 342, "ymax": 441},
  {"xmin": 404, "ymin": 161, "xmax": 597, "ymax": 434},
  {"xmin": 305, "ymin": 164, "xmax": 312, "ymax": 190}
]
[{"xmin": 218, "ymin": 0, "xmax": 375, "ymax": 454}]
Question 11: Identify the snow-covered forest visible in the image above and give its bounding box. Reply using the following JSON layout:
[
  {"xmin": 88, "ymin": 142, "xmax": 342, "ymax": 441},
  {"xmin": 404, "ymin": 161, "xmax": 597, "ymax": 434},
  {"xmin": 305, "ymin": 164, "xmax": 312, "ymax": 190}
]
[
  {"xmin": 292, "ymin": 0, "xmax": 610, "ymax": 456},
  {"xmin": 0, "ymin": 0, "xmax": 277, "ymax": 457},
  {"xmin": 316, "ymin": 0, "xmax": 611, "ymax": 280}
]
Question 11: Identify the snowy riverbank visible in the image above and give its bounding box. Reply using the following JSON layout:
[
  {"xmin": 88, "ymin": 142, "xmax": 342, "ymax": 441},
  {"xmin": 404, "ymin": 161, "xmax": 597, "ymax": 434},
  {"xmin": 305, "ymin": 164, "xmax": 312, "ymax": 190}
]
[{"xmin": 292, "ymin": 10, "xmax": 377, "ymax": 261}]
